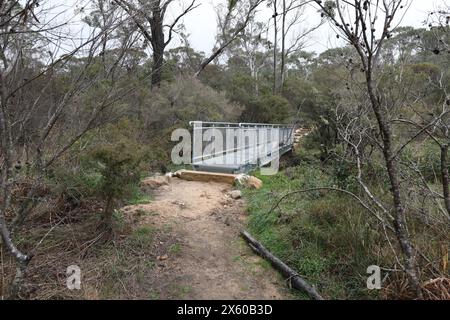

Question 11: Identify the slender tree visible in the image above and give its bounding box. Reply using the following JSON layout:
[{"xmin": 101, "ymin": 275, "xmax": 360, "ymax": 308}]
[
  {"xmin": 316, "ymin": 0, "xmax": 424, "ymax": 298},
  {"xmin": 279, "ymin": 0, "xmax": 323, "ymax": 89},
  {"xmin": 272, "ymin": 0, "xmax": 278, "ymax": 92}
]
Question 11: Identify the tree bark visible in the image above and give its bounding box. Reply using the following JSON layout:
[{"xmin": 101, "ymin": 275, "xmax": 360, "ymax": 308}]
[
  {"xmin": 102, "ymin": 196, "xmax": 115, "ymax": 229},
  {"xmin": 150, "ymin": 1, "xmax": 165, "ymax": 88},
  {"xmin": 8, "ymin": 259, "xmax": 30, "ymax": 299},
  {"xmin": 440, "ymin": 144, "xmax": 450, "ymax": 219},
  {"xmin": 365, "ymin": 70, "xmax": 423, "ymax": 299},
  {"xmin": 241, "ymin": 230, "xmax": 324, "ymax": 300},
  {"xmin": 272, "ymin": 0, "xmax": 278, "ymax": 93},
  {"xmin": 280, "ymin": 0, "xmax": 286, "ymax": 91},
  {"xmin": 114, "ymin": 0, "xmax": 197, "ymax": 88},
  {"xmin": 195, "ymin": 43, "xmax": 229, "ymax": 77}
]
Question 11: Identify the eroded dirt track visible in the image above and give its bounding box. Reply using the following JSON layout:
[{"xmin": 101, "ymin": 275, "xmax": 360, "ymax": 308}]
[{"xmin": 122, "ymin": 177, "xmax": 290, "ymax": 299}]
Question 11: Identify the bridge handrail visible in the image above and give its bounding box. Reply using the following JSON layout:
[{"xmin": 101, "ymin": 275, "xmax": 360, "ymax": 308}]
[
  {"xmin": 189, "ymin": 121, "xmax": 240, "ymax": 126},
  {"xmin": 239, "ymin": 122, "xmax": 293, "ymax": 128},
  {"xmin": 189, "ymin": 121, "xmax": 294, "ymax": 129}
]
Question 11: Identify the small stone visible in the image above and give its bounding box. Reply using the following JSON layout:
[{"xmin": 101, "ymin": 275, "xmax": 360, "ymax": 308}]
[
  {"xmin": 230, "ymin": 190, "xmax": 242, "ymax": 199},
  {"xmin": 172, "ymin": 200, "xmax": 186, "ymax": 209},
  {"xmin": 157, "ymin": 254, "xmax": 168, "ymax": 261}
]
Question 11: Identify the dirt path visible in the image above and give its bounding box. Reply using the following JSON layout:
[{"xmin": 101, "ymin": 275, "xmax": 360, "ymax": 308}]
[{"xmin": 122, "ymin": 177, "xmax": 291, "ymax": 300}]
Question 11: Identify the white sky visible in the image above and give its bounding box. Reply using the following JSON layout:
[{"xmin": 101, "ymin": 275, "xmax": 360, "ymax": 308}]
[
  {"xmin": 181, "ymin": 0, "xmax": 446, "ymax": 54},
  {"xmin": 36, "ymin": 0, "xmax": 447, "ymax": 56}
]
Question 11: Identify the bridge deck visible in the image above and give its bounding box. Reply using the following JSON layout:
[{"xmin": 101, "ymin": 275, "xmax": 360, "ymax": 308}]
[{"xmin": 190, "ymin": 121, "xmax": 295, "ymax": 174}]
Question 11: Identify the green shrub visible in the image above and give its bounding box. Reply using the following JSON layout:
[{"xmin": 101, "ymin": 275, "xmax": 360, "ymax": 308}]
[
  {"xmin": 241, "ymin": 94, "xmax": 291, "ymax": 123},
  {"xmin": 417, "ymin": 142, "xmax": 443, "ymax": 182},
  {"xmin": 399, "ymin": 140, "xmax": 450, "ymax": 183},
  {"xmin": 87, "ymin": 137, "xmax": 146, "ymax": 228},
  {"xmin": 293, "ymin": 147, "xmax": 321, "ymax": 165},
  {"xmin": 49, "ymin": 166, "xmax": 102, "ymax": 201},
  {"xmin": 330, "ymin": 156, "xmax": 358, "ymax": 191}
]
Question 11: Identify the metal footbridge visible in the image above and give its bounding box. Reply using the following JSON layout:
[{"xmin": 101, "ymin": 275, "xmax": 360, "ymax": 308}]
[{"xmin": 190, "ymin": 121, "xmax": 296, "ymax": 174}]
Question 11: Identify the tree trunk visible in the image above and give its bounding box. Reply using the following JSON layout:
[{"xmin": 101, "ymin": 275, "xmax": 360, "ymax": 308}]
[
  {"xmin": 102, "ymin": 196, "xmax": 115, "ymax": 229},
  {"xmin": 280, "ymin": 0, "xmax": 286, "ymax": 91},
  {"xmin": 150, "ymin": 2, "xmax": 165, "ymax": 88},
  {"xmin": 365, "ymin": 71, "xmax": 423, "ymax": 299},
  {"xmin": 440, "ymin": 144, "xmax": 450, "ymax": 219},
  {"xmin": 255, "ymin": 68, "xmax": 259, "ymax": 96},
  {"xmin": 151, "ymin": 45, "xmax": 164, "ymax": 88},
  {"xmin": 272, "ymin": 0, "xmax": 278, "ymax": 94},
  {"xmin": 8, "ymin": 260, "xmax": 30, "ymax": 299},
  {"xmin": 196, "ymin": 45, "xmax": 227, "ymax": 77}
]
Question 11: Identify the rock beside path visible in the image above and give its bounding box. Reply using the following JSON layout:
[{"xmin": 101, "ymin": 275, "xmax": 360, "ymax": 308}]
[{"xmin": 141, "ymin": 175, "xmax": 170, "ymax": 191}]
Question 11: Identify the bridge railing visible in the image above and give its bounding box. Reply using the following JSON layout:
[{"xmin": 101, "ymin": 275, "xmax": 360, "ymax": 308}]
[{"xmin": 189, "ymin": 121, "xmax": 295, "ymax": 167}]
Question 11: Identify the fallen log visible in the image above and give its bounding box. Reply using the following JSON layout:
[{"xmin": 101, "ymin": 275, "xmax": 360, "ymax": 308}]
[{"xmin": 241, "ymin": 230, "xmax": 324, "ymax": 300}]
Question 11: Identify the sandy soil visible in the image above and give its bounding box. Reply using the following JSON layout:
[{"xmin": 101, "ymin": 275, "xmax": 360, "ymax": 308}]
[{"xmin": 121, "ymin": 177, "xmax": 291, "ymax": 300}]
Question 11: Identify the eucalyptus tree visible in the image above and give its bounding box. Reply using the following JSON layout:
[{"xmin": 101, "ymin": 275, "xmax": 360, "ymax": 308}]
[
  {"xmin": 224, "ymin": 20, "xmax": 272, "ymax": 95},
  {"xmin": 113, "ymin": 0, "xmax": 198, "ymax": 88}
]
